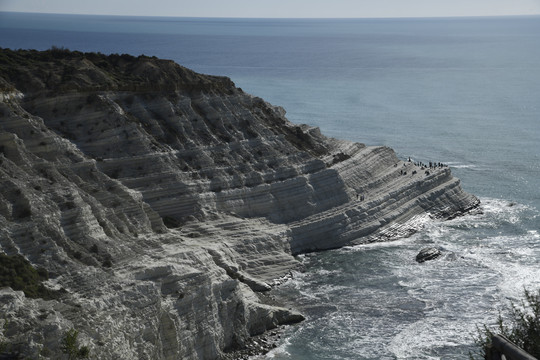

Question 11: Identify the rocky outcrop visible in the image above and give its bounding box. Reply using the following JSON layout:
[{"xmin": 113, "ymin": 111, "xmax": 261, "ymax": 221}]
[
  {"xmin": 416, "ymin": 247, "xmax": 443, "ymax": 263},
  {"xmin": 0, "ymin": 48, "xmax": 479, "ymax": 359}
]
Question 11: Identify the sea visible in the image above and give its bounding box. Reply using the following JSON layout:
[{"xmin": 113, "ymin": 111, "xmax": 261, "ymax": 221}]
[{"xmin": 1, "ymin": 12, "xmax": 539, "ymax": 359}]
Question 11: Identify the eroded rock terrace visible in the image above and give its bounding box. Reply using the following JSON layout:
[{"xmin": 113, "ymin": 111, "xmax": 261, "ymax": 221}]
[{"xmin": 0, "ymin": 48, "xmax": 478, "ymax": 359}]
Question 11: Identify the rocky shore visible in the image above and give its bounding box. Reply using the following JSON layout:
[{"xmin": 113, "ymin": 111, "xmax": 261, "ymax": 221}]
[{"xmin": 0, "ymin": 48, "xmax": 479, "ymax": 359}]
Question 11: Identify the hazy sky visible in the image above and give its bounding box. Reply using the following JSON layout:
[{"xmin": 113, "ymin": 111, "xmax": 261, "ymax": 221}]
[{"xmin": 1, "ymin": 0, "xmax": 540, "ymax": 18}]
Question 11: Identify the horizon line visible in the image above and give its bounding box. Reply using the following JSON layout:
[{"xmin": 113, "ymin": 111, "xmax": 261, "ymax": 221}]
[{"xmin": 2, "ymin": 10, "xmax": 540, "ymax": 21}]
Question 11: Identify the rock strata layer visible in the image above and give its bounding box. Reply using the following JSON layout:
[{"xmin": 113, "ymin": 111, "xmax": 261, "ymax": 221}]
[{"xmin": 0, "ymin": 48, "xmax": 479, "ymax": 359}]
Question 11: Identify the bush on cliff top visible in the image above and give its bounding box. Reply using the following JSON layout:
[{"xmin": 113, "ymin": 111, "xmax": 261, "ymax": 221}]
[{"xmin": 0, "ymin": 47, "xmax": 236, "ymax": 95}]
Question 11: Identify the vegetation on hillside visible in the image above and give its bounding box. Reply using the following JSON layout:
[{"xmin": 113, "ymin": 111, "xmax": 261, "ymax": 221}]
[
  {"xmin": 61, "ymin": 328, "xmax": 90, "ymax": 360},
  {"xmin": 471, "ymin": 288, "xmax": 540, "ymax": 359},
  {"xmin": 0, "ymin": 46, "xmax": 235, "ymax": 94},
  {"xmin": 0, "ymin": 253, "xmax": 60, "ymax": 299}
]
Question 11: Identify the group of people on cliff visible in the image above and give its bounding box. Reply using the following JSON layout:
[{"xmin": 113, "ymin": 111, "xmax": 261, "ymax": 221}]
[
  {"xmin": 395, "ymin": 157, "xmax": 449, "ymax": 177},
  {"xmin": 408, "ymin": 157, "xmax": 448, "ymax": 169}
]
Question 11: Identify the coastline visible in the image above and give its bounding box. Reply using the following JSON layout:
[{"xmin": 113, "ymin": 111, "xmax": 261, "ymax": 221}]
[{"xmin": 0, "ymin": 48, "xmax": 478, "ymax": 359}]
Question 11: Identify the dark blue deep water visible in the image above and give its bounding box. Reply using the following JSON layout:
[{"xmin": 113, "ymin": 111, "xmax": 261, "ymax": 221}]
[{"xmin": 2, "ymin": 12, "xmax": 540, "ymax": 359}]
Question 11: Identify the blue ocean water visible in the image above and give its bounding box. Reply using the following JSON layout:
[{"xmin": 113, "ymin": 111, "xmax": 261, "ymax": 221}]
[{"xmin": 1, "ymin": 12, "xmax": 540, "ymax": 359}]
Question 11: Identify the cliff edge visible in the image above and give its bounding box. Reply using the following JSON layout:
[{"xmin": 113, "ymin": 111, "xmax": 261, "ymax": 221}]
[{"xmin": 0, "ymin": 48, "xmax": 479, "ymax": 359}]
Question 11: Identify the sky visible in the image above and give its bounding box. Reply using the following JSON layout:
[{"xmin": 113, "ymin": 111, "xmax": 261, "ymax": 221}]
[{"xmin": 1, "ymin": 0, "xmax": 540, "ymax": 18}]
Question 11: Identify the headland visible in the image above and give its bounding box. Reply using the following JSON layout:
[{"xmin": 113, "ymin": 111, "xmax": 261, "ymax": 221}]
[{"xmin": 0, "ymin": 48, "xmax": 478, "ymax": 359}]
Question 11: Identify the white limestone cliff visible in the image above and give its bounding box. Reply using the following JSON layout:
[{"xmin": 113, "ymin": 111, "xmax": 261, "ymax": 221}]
[{"xmin": 0, "ymin": 49, "xmax": 478, "ymax": 359}]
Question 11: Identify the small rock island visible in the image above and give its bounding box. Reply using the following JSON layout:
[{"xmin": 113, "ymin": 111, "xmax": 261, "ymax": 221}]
[{"xmin": 0, "ymin": 48, "xmax": 479, "ymax": 359}]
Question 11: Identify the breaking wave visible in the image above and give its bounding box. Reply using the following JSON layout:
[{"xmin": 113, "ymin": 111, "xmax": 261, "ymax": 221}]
[{"xmin": 265, "ymin": 197, "xmax": 540, "ymax": 359}]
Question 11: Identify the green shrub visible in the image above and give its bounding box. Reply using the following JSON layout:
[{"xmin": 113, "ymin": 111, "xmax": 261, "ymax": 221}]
[
  {"xmin": 61, "ymin": 328, "xmax": 90, "ymax": 360},
  {"xmin": 471, "ymin": 288, "xmax": 540, "ymax": 359},
  {"xmin": 0, "ymin": 254, "xmax": 58, "ymax": 299}
]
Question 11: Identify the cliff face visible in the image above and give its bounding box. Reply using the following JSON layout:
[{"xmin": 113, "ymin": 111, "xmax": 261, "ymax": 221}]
[{"xmin": 0, "ymin": 48, "xmax": 478, "ymax": 359}]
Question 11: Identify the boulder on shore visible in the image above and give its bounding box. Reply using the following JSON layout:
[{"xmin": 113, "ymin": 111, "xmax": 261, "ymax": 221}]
[{"xmin": 416, "ymin": 247, "xmax": 443, "ymax": 263}]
